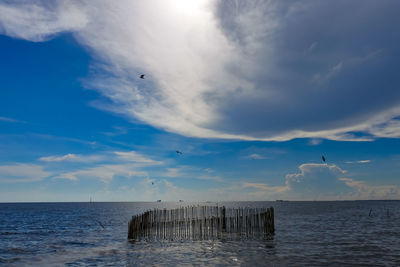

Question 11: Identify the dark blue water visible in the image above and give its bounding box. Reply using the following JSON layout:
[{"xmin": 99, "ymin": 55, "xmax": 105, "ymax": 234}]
[{"xmin": 1, "ymin": 201, "xmax": 399, "ymax": 266}]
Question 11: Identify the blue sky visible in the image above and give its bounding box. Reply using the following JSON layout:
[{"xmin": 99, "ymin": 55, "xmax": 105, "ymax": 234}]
[{"xmin": 0, "ymin": 0, "xmax": 400, "ymax": 202}]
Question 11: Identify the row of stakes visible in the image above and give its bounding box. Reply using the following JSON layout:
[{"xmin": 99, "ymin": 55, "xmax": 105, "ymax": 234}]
[{"xmin": 128, "ymin": 206, "xmax": 274, "ymax": 241}]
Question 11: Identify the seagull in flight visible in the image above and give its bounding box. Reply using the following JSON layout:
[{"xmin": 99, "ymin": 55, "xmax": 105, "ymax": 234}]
[
  {"xmin": 176, "ymin": 150, "xmax": 183, "ymax": 155},
  {"xmin": 140, "ymin": 74, "xmax": 145, "ymax": 79}
]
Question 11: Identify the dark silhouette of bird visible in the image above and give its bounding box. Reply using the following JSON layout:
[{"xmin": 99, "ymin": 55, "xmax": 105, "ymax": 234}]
[
  {"xmin": 151, "ymin": 182, "xmax": 154, "ymax": 185},
  {"xmin": 97, "ymin": 221, "xmax": 105, "ymax": 229},
  {"xmin": 176, "ymin": 150, "xmax": 183, "ymax": 155},
  {"xmin": 140, "ymin": 74, "xmax": 145, "ymax": 79},
  {"xmin": 322, "ymin": 155, "xmax": 326, "ymax": 163}
]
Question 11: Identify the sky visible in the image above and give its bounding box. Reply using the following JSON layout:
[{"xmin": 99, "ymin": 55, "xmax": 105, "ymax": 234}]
[{"xmin": 0, "ymin": 0, "xmax": 400, "ymax": 202}]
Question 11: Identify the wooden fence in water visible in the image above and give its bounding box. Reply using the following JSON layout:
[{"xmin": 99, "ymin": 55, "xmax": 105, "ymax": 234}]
[{"xmin": 128, "ymin": 206, "xmax": 274, "ymax": 241}]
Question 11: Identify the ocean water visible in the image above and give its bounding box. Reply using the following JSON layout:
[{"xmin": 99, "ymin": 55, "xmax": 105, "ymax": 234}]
[{"xmin": 1, "ymin": 201, "xmax": 399, "ymax": 266}]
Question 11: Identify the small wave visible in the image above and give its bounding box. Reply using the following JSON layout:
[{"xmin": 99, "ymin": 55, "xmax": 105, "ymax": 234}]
[
  {"xmin": 0, "ymin": 256, "xmax": 21, "ymax": 264},
  {"xmin": 0, "ymin": 231, "xmax": 19, "ymax": 235}
]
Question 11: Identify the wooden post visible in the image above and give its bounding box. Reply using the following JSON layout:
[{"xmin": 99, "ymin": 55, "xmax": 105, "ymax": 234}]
[{"xmin": 221, "ymin": 206, "xmax": 226, "ymax": 232}]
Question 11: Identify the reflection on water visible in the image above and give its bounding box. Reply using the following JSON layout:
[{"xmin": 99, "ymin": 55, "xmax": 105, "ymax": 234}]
[{"xmin": 1, "ymin": 201, "xmax": 400, "ymax": 266}]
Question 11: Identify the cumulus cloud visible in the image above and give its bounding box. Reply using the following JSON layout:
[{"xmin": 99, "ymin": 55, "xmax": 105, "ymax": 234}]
[
  {"xmin": 223, "ymin": 163, "xmax": 398, "ymax": 200},
  {"xmin": 284, "ymin": 163, "xmax": 350, "ymax": 198},
  {"xmin": 0, "ymin": 163, "xmax": 51, "ymax": 183},
  {"xmin": 282, "ymin": 163, "xmax": 400, "ymax": 200},
  {"xmin": 1, "ymin": 1, "xmax": 400, "ymax": 141}
]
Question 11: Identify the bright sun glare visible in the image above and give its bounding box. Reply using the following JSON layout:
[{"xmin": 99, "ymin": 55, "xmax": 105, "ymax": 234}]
[{"xmin": 171, "ymin": 0, "xmax": 208, "ymax": 14}]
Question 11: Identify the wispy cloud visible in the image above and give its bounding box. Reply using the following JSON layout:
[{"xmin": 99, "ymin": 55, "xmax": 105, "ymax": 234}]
[
  {"xmin": 309, "ymin": 138, "xmax": 323, "ymax": 146},
  {"xmin": 165, "ymin": 168, "xmax": 181, "ymax": 178},
  {"xmin": 30, "ymin": 133, "xmax": 97, "ymax": 146},
  {"xmin": 163, "ymin": 166, "xmax": 224, "ymax": 182},
  {"xmin": 38, "ymin": 150, "xmax": 161, "ymax": 165},
  {"xmin": 308, "ymin": 41, "xmax": 318, "ymax": 52},
  {"xmin": 313, "ymin": 62, "xmax": 343, "ymax": 83},
  {"xmin": 114, "ymin": 151, "xmax": 163, "ymax": 165},
  {"xmin": 242, "ymin": 182, "xmax": 288, "ymax": 193},
  {"xmin": 245, "ymin": 153, "xmax": 267, "ymax": 160},
  {"xmin": 204, "ymin": 168, "xmax": 214, "ymax": 173},
  {"xmin": 101, "ymin": 126, "xmax": 128, "ymax": 136},
  {"xmin": 345, "ymin": 160, "xmax": 371, "ymax": 164},
  {"xmin": 0, "ymin": 1, "xmax": 87, "ymax": 41},
  {"xmin": 339, "ymin": 177, "xmax": 400, "ymax": 200},
  {"xmin": 39, "ymin": 153, "xmax": 105, "ymax": 163},
  {"xmin": 55, "ymin": 164, "xmax": 147, "ymax": 183},
  {"xmin": 0, "ymin": 116, "xmax": 25, "ymax": 123},
  {"xmin": 42, "ymin": 150, "xmax": 162, "ymax": 182},
  {"xmin": 39, "ymin": 153, "xmax": 79, "ymax": 162},
  {"xmin": 1, "ymin": 1, "xmax": 400, "ymax": 141},
  {"xmin": 0, "ymin": 163, "xmax": 51, "ymax": 183}
]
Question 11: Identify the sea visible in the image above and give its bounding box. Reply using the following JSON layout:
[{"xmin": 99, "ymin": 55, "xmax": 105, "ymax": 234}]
[{"xmin": 0, "ymin": 201, "xmax": 399, "ymax": 266}]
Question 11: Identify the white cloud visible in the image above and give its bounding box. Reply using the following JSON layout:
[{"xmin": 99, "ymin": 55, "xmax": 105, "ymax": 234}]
[
  {"xmin": 245, "ymin": 153, "xmax": 266, "ymax": 160},
  {"xmin": 313, "ymin": 62, "xmax": 343, "ymax": 82},
  {"xmin": 366, "ymin": 119, "xmax": 400, "ymax": 138},
  {"xmin": 39, "ymin": 153, "xmax": 79, "ymax": 162},
  {"xmin": 308, "ymin": 41, "xmax": 318, "ymax": 52},
  {"xmin": 0, "ymin": 1, "xmax": 87, "ymax": 41},
  {"xmin": 309, "ymin": 138, "xmax": 323, "ymax": 145},
  {"xmin": 163, "ymin": 166, "xmax": 224, "ymax": 182},
  {"xmin": 55, "ymin": 164, "xmax": 147, "ymax": 183},
  {"xmin": 339, "ymin": 178, "xmax": 400, "ymax": 200},
  {"xmin": 1, "ymin": 1, "xmax": 400, "ymax": 141},
  {"xmin": 165, "ymin": 168, "xmax": 181, "ymax": 178},
  {"xmin": 114, "ymin": 151, "xmax": 162, "ymax": 165},
  {"xmin": 0, "ymin": 163, "xmax": 51, "ymax": 183},
  {"xmin": 0, "ymin": 116, "xmax": 24, "ymax": 123},
  {"xmin": 242, "ymin": 182, "xmax": 288, "ymax": 193},
  {"xmin": 283, "ymin": 163, "xmax": 350, "ymax": 199},
  {"xmin": 204, "ymin": 168, "xmax": 214, "ymax": 173},
  {"xmin": 39, "ymin": 153, "xmax": 105, "ymax": 163},
  {"xmin": 345, "ymin": 160, "xmax": 371, "ymax": 164},
  {"xmin": 50, "ymin": 150, "xmax": 161, "ymax": 182},
  {"xmin": 282, "ymin": 163, "xmax": 400, "ymax": 200},
  {"xmin": 38, "ymin": 150, "xmax": 161, "ymax": 165}
]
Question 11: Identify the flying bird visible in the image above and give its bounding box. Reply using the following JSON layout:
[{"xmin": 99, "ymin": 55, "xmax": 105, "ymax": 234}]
[
  {"xmin": 176, "ymin": 150, "xmax": 183, "ymax": 155},
  {"xmin": 140, "ymin": 74, "xmax": 145, "ymax": 79},
  {"xmin": 97, "ymin": 221, "xmax": 105, "ymax": 229},
  {"xmin": 151, "ymin": 182, "xmax": 154, "ymax": 185},
  {"xmin": 322, "ymin": 155, "xmax": 326, "ymax": 163}
]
